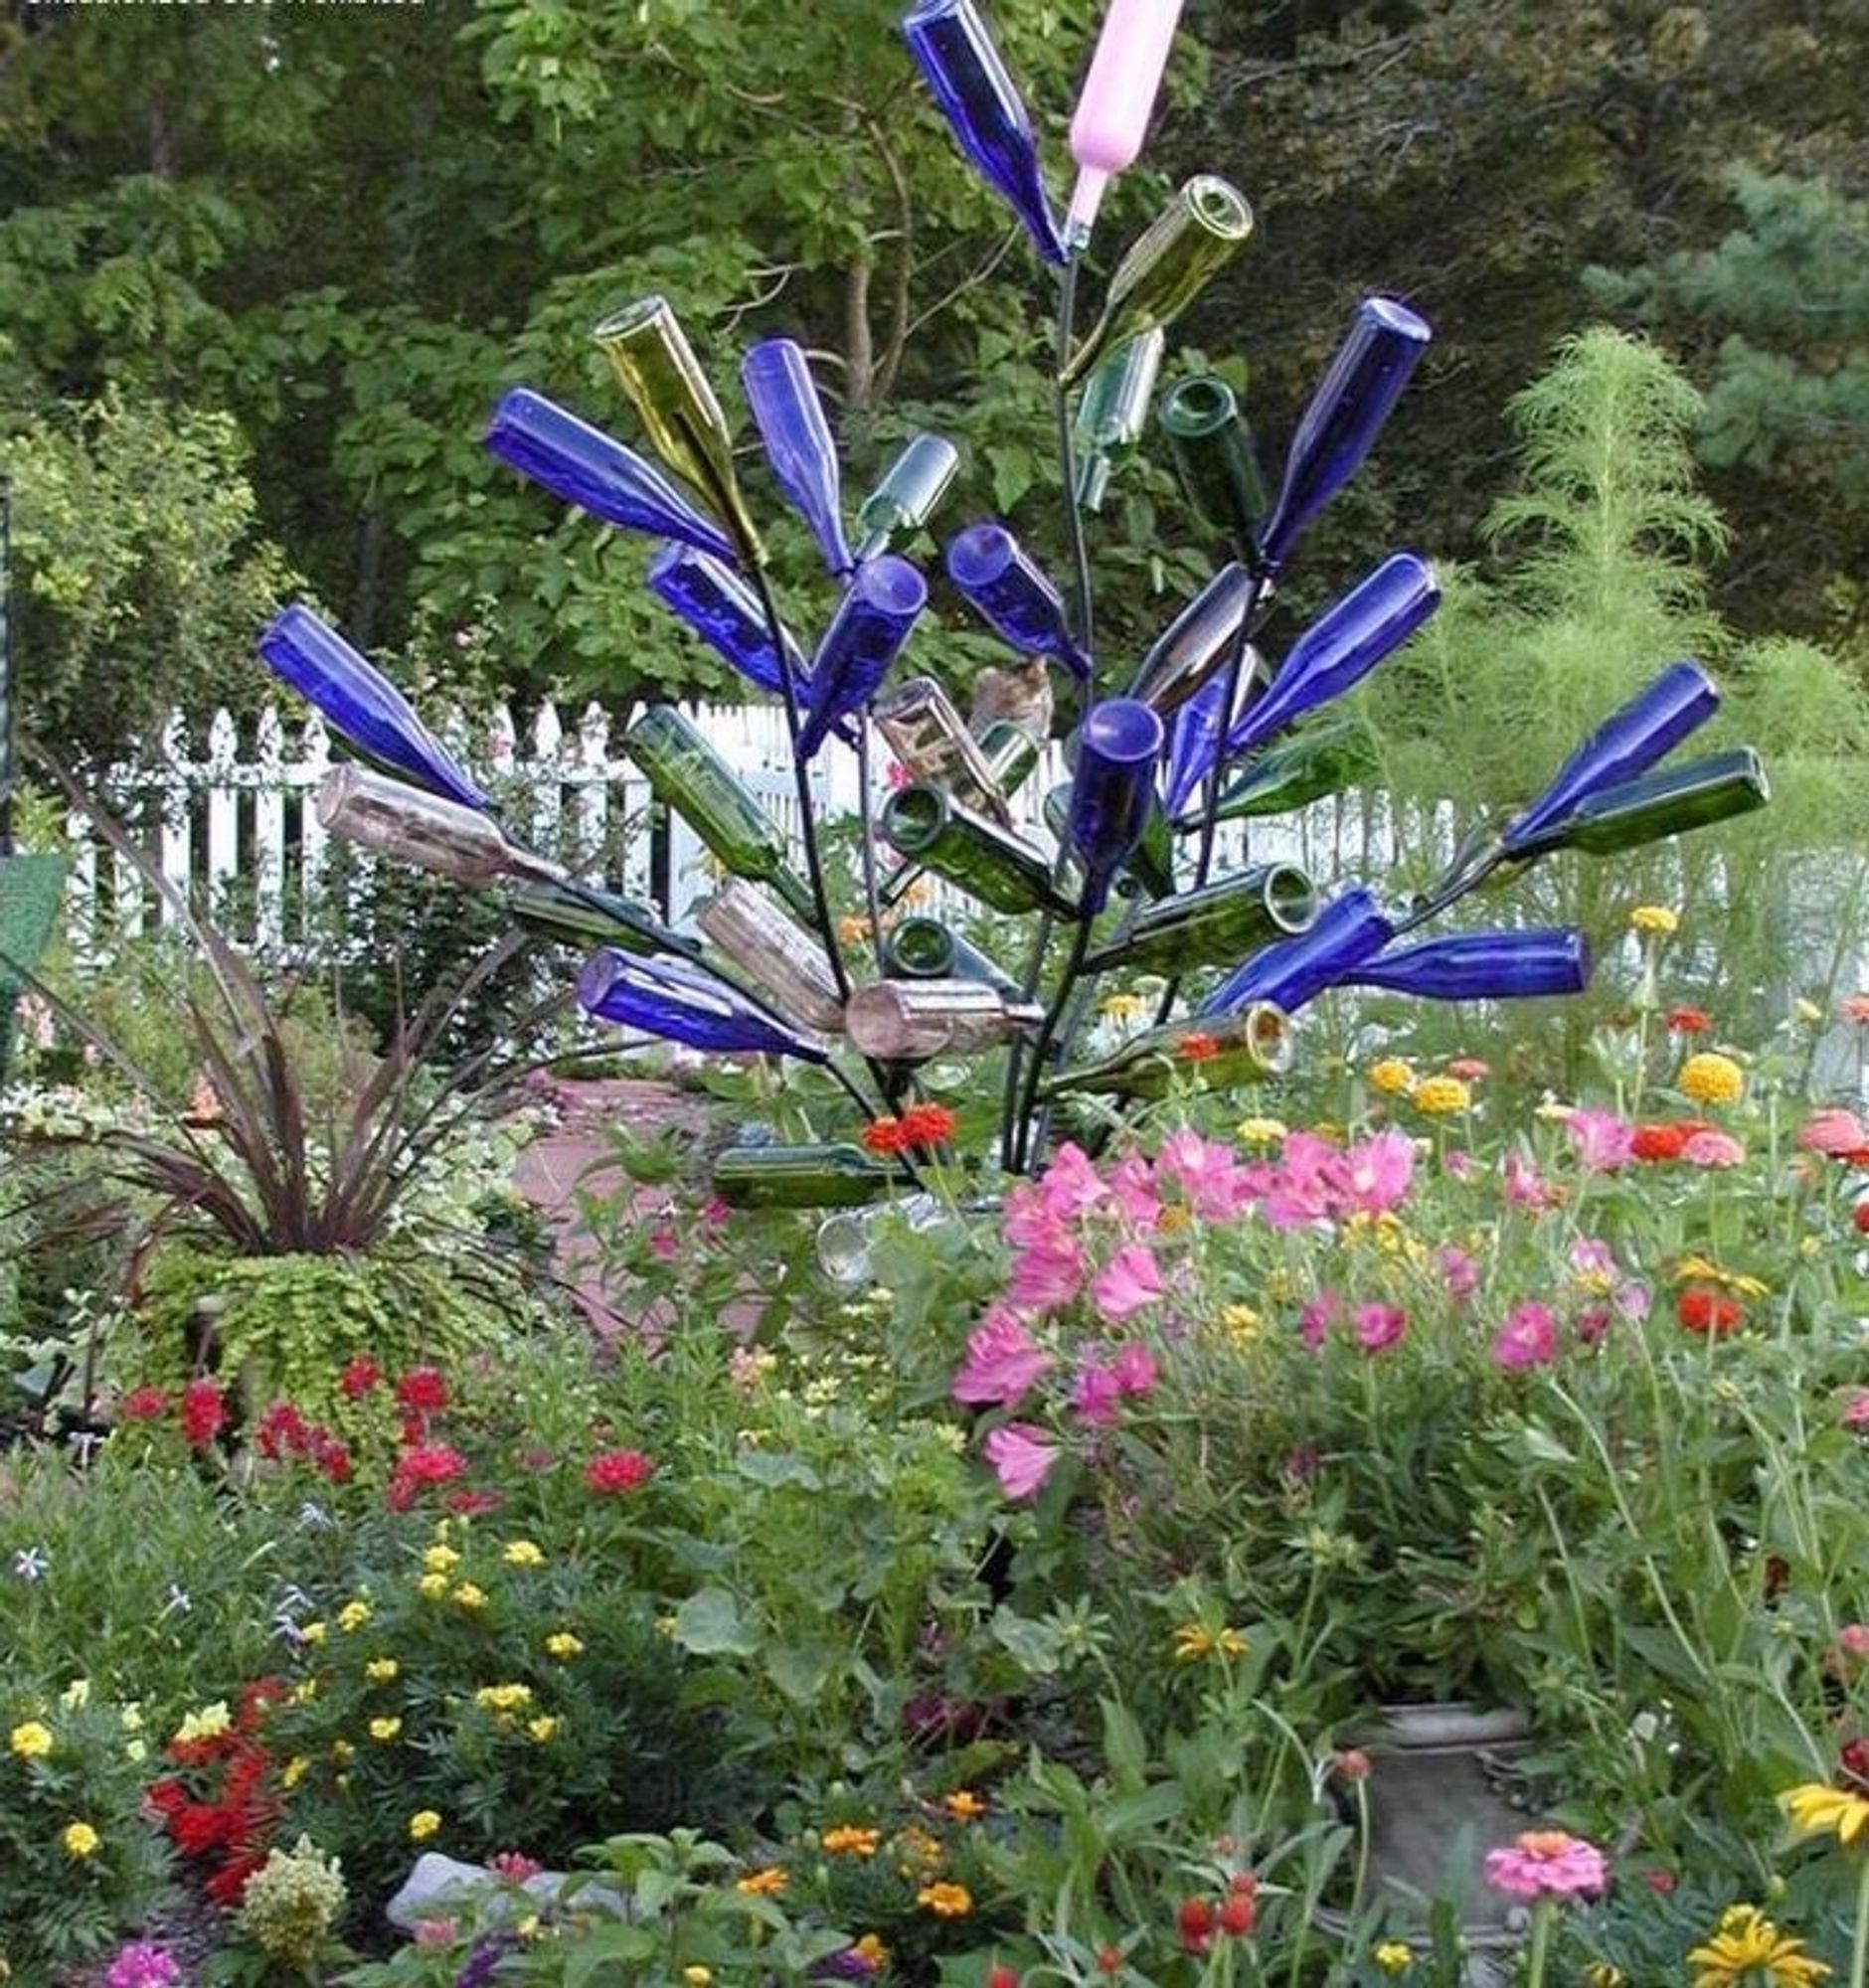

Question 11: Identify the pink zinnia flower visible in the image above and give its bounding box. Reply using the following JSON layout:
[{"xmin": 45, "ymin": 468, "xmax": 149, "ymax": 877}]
[
  {"xmin": 1681, "ymin": 1129, "xmax": 1745, "ymax": 1169},
  {"xmin": 585, "ymin": 1448, "xmax": 656, "ymax": 1494},
  {"xmin": 1503, "ymin": 1147, "xmax": 1562, "ymax": 1211},
  {"xmin": 983, "ymin": 1422, "xmax": 1059, "ymax": 1500},
  {"xmin": 105, "ymin": 1944, "xmax": 183, "ymax": 1988},
  {"xmin": 1354, "ymin": 1303, "xmax": 1408, "ymax": 1353},
  {"xmin": 1565, "ymin": 1108, "xmax": 1634, "ymax": 1174},
  {"xmin": 1300, "ymin": 1290, "xmax": 1342, "ymax": 1351},
  {"xmin": 951, "ymin": 1308, "xmax": 1053, "ymax": 1408},
  {"xmin": 1491, "ymin": 1301, "xmax": 1558, "ymax": 1370},
  {"xmin": 1482, "ymin": 1830, "xmax": 1607, "ymax": 1900},
  {"xmin": 1841, "ymin": 1390, "xmax": 1869, "ymax": 1430},
  {"xmin": 1799, "ymin": 1106, "xmax": 1868, "ymax": 1157},
  {"xmin": 1089, "ymin": 1243, "xmax": 1165, "ymax": 1323}
]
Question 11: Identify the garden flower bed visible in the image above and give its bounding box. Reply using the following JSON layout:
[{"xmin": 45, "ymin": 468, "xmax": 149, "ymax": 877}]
[{"xmin": 5, "ymin": 910, "xmax": 1869, "ymax": 1987}]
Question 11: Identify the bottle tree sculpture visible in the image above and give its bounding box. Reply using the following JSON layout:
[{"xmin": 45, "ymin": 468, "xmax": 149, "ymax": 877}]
[{"xmin": 257, "ymin": 0, "xmax": 1770, "ymax": 1210}]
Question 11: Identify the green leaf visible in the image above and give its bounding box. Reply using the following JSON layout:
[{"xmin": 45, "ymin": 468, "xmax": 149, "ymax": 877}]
[{"xmin": 672, "ymin": 1586, "xmax": 759, "ymax": 1656}]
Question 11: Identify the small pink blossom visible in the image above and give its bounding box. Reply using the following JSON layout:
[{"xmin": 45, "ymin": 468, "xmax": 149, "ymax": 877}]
[
  {"xmin": 105, "ymin": 1944, "xmax": 183, "ymax": 1988},
  {"xmin": 413, "ymin": 1918, "xmax": 460, "ymax": 1948},
  {"xmin": 1340, "ymin": 1129, "xmax": 1416, "ymax": 1216},
  {"xmin": 488, "ymin": 1851, "xmax": 544, "ymax": 1881},
  {"xmin": 1438, "ymin": 1244, "xmax": 1479, "ymax": 1304},
  {"xmin": 1482, "ymin": 1830, "xmax": 1608, "ymax": 1900},
  {"xmin": 1300, "ymin": 1290, "xmax": 1342, "ymax": 1351},
  {"xmin": 1354, "ymin": 1303, "xmax": 1408, "ymax": 1353},
  {"xmin": 1111, "ymin": 1341, "xmax": 1158, "ymax": 1396},
  {"xmin": 1566, "ymin": 1108, "xmax": 1635, "ymax": 1174},
  {"xmin": 647, "ymin": 1224, "xmax": 680, "ymax": 1261},
  {"xmin": 952, "ymin": 1308, "xmax": 1054, "ymax": 1408},
  {"xmin": 1034, "ymin": 1142, "xmax": 1108, "ymax": 1223},
  {"xmin": 1089, "ymin": 1243, "xmax": 1166, "ymax": 1323},
  {"xmin": 983, "ymin": 1422, "xmax": 1060, "ymax": 1500},
  {"xmin": 1491, "ymin": 1301, "xmax": 1558, "ymax": 1370},
  {"xmin": 1576, "ymin": 1304, "xmax": 1614, "ymax": 1345},
  {"xmin": 1570, "ymin": 1237, "xmax": 1617, "ymax": 1281},
  {"xmin": 1614, "ymin": 1279, "xmax": 1651, "ymax": 1321},
  {"xmin": 1006, "ymin": 1236, "xmax": 1087, "ymax": 1314},
  {"xmin": 1799, "ymin": 1107, "xmax": 1867, "ymax": 1157},
  {"xmin": 1503, "ymin": 1147, "xmax": 1562, "ymax": 1210},
  {"xmin": 1071, "ymin": 1364, "xmax": 1122, "ymax": 1428},
  {"xmin": 1842, "ymin": 1389, "xmax": 1869, "ymax": 1430},
  {"xmin": 1105, "ymin": 1149, "xmax": 1163, "ymax": 1227},
  {"xmin": 1154, "ymin": 1129, "xmax": 1253, "ymax": 1220},
  {"xmin": 1681, "ymin": 1129, "xmax": 1746, "ymax": 1169}
]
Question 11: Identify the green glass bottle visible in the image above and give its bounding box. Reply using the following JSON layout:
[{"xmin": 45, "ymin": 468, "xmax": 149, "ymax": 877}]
[
  {"xmin": 595, "ymin": 294, "xmax": 765, "ymax": 565},
  {"xmin": 1084, "ymin": 864, "xmax": 1317, "ymax": 976},
  {"xmin": 1060, "ymin": 175, "xmax": 1255, "ymax": 389},
  {"xmin": 853, "ymin": 433, "xmax": 961, "ymax": 563},
  {"xmin": 506, "ymin": 878, "xmax": 698, "ymax": 959},
  {"xmin": 1184, "ymin": 715, "xmax": 1381, "ymax": 830},
  {"xmin": 879, "ymin": 783, "xmax": 1073, "ymax": 917},
  {"xmin": 1074, "ymin": 327, "xmax": 1166, "ymax": 512},
  {"xmin": 879, "ymin": 722, "xmax": 1041, "ymax": 909},
  {"xmin": 882, "ymin": 915, "xmax": 1026, "ymax": 1003},
  {"xmin": 1042, "ymin": 783, "xmax": 1174, "ymax": 901},
  {"xmin": 620, "ymin": 705, "xmax": 815, "ymax": 920},
  {"xmin": 1512, "ymin": 747, "xmax": 1770, "ymax": 860},
  {"xmin": 710, "ymin": 1142, "xmax": 910, "ymax": 1209},
  {"xmin": 1042, "ymin": 1002, "xmax": 1291, "ymax": 1102},
  {"xmin": 1159, "ymin": 373, "xmax": 1273, "ymax": 553}
]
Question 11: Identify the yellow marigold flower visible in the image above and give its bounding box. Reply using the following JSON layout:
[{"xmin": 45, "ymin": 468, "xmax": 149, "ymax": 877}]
[
  {"xmin": 1374, "ymin": 1943, "xmax": 1415, "ymax": 1976},
  {"xmin": 450, "ymin": 1583, "xmax": 488, "ymax": 1611},
  {"xmin": 854, "ymin": 1934, "xmax": 890, "ymax": 1973},
  {"xmin": 61, "ymin": 1821, "xmax": 99, "ymax": 1860},
  {"xmin": 1679, "ymin": 1051, "xmax": 1744, "ymax": 1107},
  {"xmin": 409, "ymin": 1810, "xmax": 441, "ymax": 1843},
  {"xmin": 737, "ymin": 1867, "xmax": 787, "ymax": 1897},
  {"xmin": 1688, "ymin": 1903, "xmax": 1831, "ymax": 1986},
  {"xmin": 1222, "ymin": 1303, "xmax": 1261, "ymax": 1342},
  {"xmin": 298, "ymin": 1621, "xmax": 328, "ymax": 1647},
  {"xmin": 473, "ymin": 1683, "xmax": 534, "ymax": 1714},
  {"xmin": 280, "ymin": 1756, "xmax": 310, "ymax": 1790},
  {"xmin": 502, "ymin": 1539, "xmax": 545, "ymax": 1568},
  {"xmin": 422, "ymin": 1545, "xmax": 460, "ymax": 1574},
  {"xmin": 364, "ymin": 1659, "xmax": 399, "ymax": 1684},
  {"xmin": 338, "ymin": 1600, "xmax": 371, "ymax": 1633},
  {"xmin": 417, "ymin": 1573, "xmax": 449, "ymax": 1600},
  {"xmin": 943, "ymin": 1790, "xmax": 986, "ymax": 1821},
  {"xmin": 1100, "ymin": 991, "xmax": 1147, "ymax": 1026},
  {"xmin": 9, "ymin": 1722, "xmax": 53, "ymax": 1760},
  {"xmin": 895, "ymin": 1825, "xmax": 942, "ymax": 1872},
  {"xmin": 1586, "ymin": 1967, "xmax": 1627, "ymax": 1988},
  {"xmin": 1235, "ymin": 1115, "xmax": 1287, "ymax": 1145},
  {"xmin": 1630, "ymin": 904, "xmax": 1680, "ymax": 934},
  {"xmin": 1368, "ymin": 1057, "xmax": 1417, "ymax": 1096},
  {"xmin": 823, "ymin": 1825, "xmax": 882, "ymax": 1857},
  {"xmin": 368, "ymin": 1717, "xmax": 403, "ymax": 1742},
  {"xmin": 173, "ymin": 1702, "xmax": 232, "ymax": 1744},
  {"xmin": 1173, "ymin": 1624, "xmax": 1250, "ymax": 1663},
  {"xmin": 683, "ymin": 1970, "xmax": 714, "ymax": 1987},
  {"xmin": 1412, "ymin": 1076, "xmax": 1471, "ymax": 1116},
  {"xmin": 545, "ymin": 1632, "xmax": 584, "ymax": 1661},
  {"xmin": 527, "ymin": 1715, "xmax": 560, "ymax": 1743},
  {"xmin": 1780, "ymin": 1783, "xmax": 1869, "ymax": 1853},
  {"xmin": 288, "ymin": 1680, "xmax": 318, "ymax": 1707},
  {"xmin": 917, "ymin": 1882, "xmax": 973, "ymax": 1918}
]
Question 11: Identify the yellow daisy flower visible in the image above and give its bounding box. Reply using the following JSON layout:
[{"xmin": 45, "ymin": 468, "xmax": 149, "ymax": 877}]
[
  {"xmin": 1780, "ymin": 1783, "xmax": 1869, "ymax": 1852},
  {"xmin": 1688, "ymin": 1903, "xmax": 1830, "ymax": 1986}
]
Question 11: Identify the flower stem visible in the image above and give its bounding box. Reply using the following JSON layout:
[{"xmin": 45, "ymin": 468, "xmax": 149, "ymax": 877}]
[
  {"xmin": 1849, "ymin": 1851, "xmax": 1869, "ymax": 1988},
  {"xmin": 1523, "ymin": 1897, "xmax": 1555, "ymax": 1988}
]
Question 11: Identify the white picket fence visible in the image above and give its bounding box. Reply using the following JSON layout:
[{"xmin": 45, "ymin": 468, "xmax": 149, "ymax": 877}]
[{"xmin": 62, "ymin": 699, "xmax": 1412, "ymax": 960}]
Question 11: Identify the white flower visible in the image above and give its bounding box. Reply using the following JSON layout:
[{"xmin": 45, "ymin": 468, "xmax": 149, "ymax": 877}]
[{"xmin": 13, "ymin": 1547, "xmax": 50, "ymax": 1580}]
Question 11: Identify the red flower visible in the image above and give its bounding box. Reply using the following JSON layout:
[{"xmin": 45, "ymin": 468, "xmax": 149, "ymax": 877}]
[
  {"xmin": 444, "ymin": 1487, "xmax": 504, "ymax": 1517},
  {"xmin": 180, "ymin": 1379, "xmax": 228, "ymax": 1450},
  {"xmin": 339, "ymin": 1357, "xmax": 383, "ymax": 1399},
  {"xmin": 897, "ymin": 1101, "xmax": 958, "ymax": 1151},
  {"xmin": 1219, "ymin": 1880, "xmax": 1258, "ymax": 1938},
  {"xmin": 1853, "ymin": 1203, "xmax": 1869, "ymax": 1237},
  {"xmin": 396, "ymin": 1367, "xmax": 449, "ymax": 1413},
  {"xmin": 861, "ymin": 1117, "xmax": 908, "ymax": 1156},
  {"xmin": 1177, "ymin": 1898, "xmax": 1215, "ymax": 1955},
  {"xmin": 120, "ymin": 1385, "xmax": 170, "ymax": 1422},
  {"xmin": 1666, "ymin": 1006, "xmax": 1712, "ymax": 1034},
  {"xmin": 1676, "ymin": 1287, "xmax": 1743, "ymax": 1335},
  {"xmin": 585, "ymin": 1448, "xmax": 656, "ymax": 1495},
  {"xmin": 388, "ymin": 1442, "xmax": 469, "ymax": 1508},
  {"xmin": 311, "ymin": 1433, "xmax": 353, "ymax": 1484},
  {"xmin": 987, "ymin": 1967, "xmax": 1020, "ymax": 1988},
  {"xmin": 255, "ymin": 1401, "xmax": 311, "ymax": 1461},
  {"xmin": 1175, "ymin": 1032, "xmax": 1221, "ymax": 1063},
  {"xmin": 1841, "ymin": 1738, "xmax": 1869, "ymax": 1791},
  {"xmin": 1631, "ymin": 1120, "xmax": 1712, "ymax": 1163}
]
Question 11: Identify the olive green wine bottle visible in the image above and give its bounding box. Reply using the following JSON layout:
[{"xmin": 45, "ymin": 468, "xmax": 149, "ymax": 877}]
[{"xmin": 1083, "ymin": 863, "xmax": 1317, "ymax": 976}]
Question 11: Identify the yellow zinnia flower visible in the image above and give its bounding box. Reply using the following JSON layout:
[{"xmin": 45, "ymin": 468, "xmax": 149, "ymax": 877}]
[
  {"xmin": 917, "ymin": 1882, "xmax": 973, "ymax": 1918},
  {"xmin": 417, "ymin": 1572, "xmax": 449, "ymax": 1600},
  {"xmin": 1689, "ymin": 1903, "xmax": 1831, "ymax": 1986},
  {"xmin": 1235, "ymin": 1115, "xmax": 1287, "ymax": 1145},
  {"xmin": 502, "ymin": 1539, "xmax": 545, "ymax": 1567},
  {"xmin": 1630, "ymin": 904, "xmax": 1680, "ymax": 934},
  {"xmin": 1412, "ymin": 1076, "xmax": 1471, "ymax": 1116},
  {"xmin": 1780, "ymin": 1783, "xmax": 1869, "ymax": 1852},
  {"xmin": 1100, "ymin": 992, "xmax": 1147, "ymax": 1026},
  {"xmin": 450, "ymin": 1583, "xmax": 488, "ymax": 1611},
  {"xmin": 823, "ymin": 1825, "xmax": 882, "ymax": 1857},
  {"xmin": 1368, "ymin": 1057, "xmax": 1417, "ymax": 1096},
  {"xmin": 422, "ymin": 1545, "xmax": 460, "ymax": 1574},
  {"xmin": 1679, "ymin": 1052, "xmax": 1745, "ymax": 1107},
  {"xmin": 61, "ymin": 1821, "xmax": 99, "ymax": 1860},
  {"xmin": 8, "ymin": 1722, "xmax": 53, "ymax": 1761}
]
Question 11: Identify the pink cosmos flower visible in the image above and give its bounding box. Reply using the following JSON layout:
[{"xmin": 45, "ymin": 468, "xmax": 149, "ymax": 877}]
[
  {"xmin": 1482, "ymin": 1830, "xmax": 1608, "ymax": 1900},
  {"xmin": 983, "ymin": 1422, "xmax": 1059, "ymax": 1500},
  {"xmin": 1035, "ymin": 1142, "xmax": 1107, "ymax": 1223},
  {"xmin": 1259, "ymin": 1133, "xmax": 1343, "ymax": 1229},
  {"xmin": 1006, "ymin": 1236, "xmax": 1087, "ymax": 1314},
  {"xmin": 1071, "ymin": 1363, "xmax": 1122, "ymax": 1428},
  {"xmin": 1155, "ymin": 1129, "xmax": 1253, "ymax": 1221},
  {"xmin": 1106, "ymin": 1150, "xmax": 1163, "ymax": 1227},
  {"xmin": 1681, "ymin": 1129, "xmax": 1746, "ymax": 1169},
  {"xmin": 951, "ymin": 1308, "xmax": 1054, "ymax": 1408},
  {"xmin": 1111, "ymin": 1341, "xmax": 1158, "ymax": 1396},
  {"xmin": 1566, "ymin": 1108, "xmax": 1635, "ymax": 1174},
  {"xmin": 1089, "ymin": 1243, "xmax": 1166, "ymax": 1323},
  {"xmin": 1354, "ymin": 1303, "xmax": 1408, "ymax": 1353},
  {"xmin": 1799, "ymin": 1106, "xmax": 1868, "ymax": 1157},
  {"xmin": 1341, "ymin": 1129, "xmax": 1415, "ymax": 1216},
  {"xmin": 1491, "ymin": 1301, "xmax": 1558, "ymax": 1370},
  {"xmin": 1503, "ymin": 1147, "xmax": 1561, "ymax": 1210}
]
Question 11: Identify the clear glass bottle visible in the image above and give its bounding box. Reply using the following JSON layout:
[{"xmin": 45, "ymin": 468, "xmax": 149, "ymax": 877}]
[
  {"xmin": 844, "ymin": 976, "xmax": 1043, "ymax": 1061},
  {"xmin": 874, "ymin": 677, "xmax": 1012, "ymax": 824},
  {"xmin": 696, "ymin": 880, "xmax": 846, "ymax": 1035},
  {"xmin": 878, "ymin": 722, "xmax": 1041, "ymax": 908},
  {"xmin": 315, "ymin": 765, "xmax": 561, "ymax": 889},
  {"xmin": 853, "ymin": 434, "xmax": 961, "ymax": 563}
]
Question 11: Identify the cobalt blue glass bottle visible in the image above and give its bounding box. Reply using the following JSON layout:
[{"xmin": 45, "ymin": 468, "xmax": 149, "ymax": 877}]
[
  {"xmin": 485, "ymin": 389, "xmax": 738, "ymax": 562},
  {"xmin": 1162, "ymin": 657, "xmax": 1263, "ymax": 818},
  {"xmin": 1499, "ymin": 660, "xmax": 1720, "ymax": 860},
  {"xmin": 1257, "ymin": 297, "xmax": 1432, "ymax": 572},
  {"xmin": 799, "ymin": 555, "xmax": 929, "ymax": 759},
  {"xmin": 1065, "ymin": 698, "xmax": 1164, "ymax": 916},
  {"xmin": 1344, "ymin": 928, "xmax": 1593, "ymax": 1001},
  {"xmin": 945, "ymin": 522, "xmax": 1091, "ymax": 679},
  {"xmin": 577, "ymin": 949, "xmax": 829, "ymax": 1063},
  {"xmin": 259, "ymin": 604, "xmax": 490, "ymax": 814},
  {"xmin": 902, "ymin": 0, "xmax": 1068, "ymax": 266},
  {"xmin": 646, "ymin": 543, "xmax": 812, "ymax": 701},
  {"xmin": 1201, "ymin": 885, "xmax": 1395, "ymax": 1019},
  {"xmin": 1225, "ymin": 553, "xmax": 1440, "ymax": 760},
  {"xmin": 742, "ymin": 337, "xmax": 854, "ymax": 577}
]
